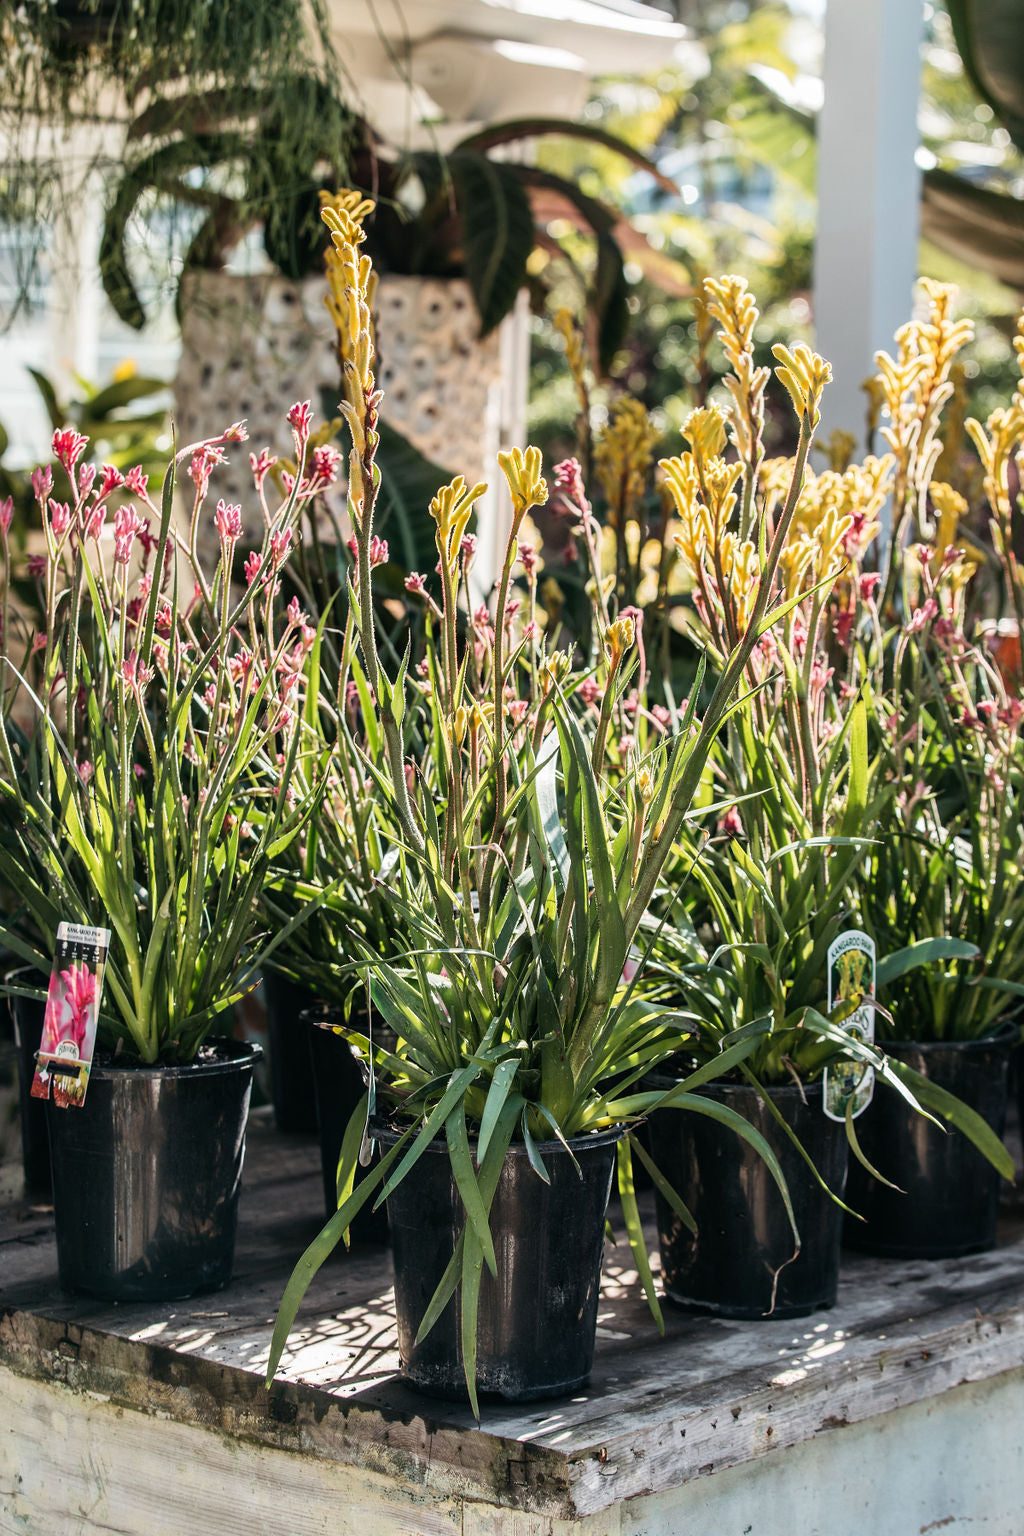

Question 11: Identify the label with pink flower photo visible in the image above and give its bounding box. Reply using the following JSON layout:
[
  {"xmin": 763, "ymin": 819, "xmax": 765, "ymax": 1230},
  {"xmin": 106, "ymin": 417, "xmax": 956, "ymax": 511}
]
[{"xmin": 30, "ymin": 923, "xmax": 111, "ymax": 1109}]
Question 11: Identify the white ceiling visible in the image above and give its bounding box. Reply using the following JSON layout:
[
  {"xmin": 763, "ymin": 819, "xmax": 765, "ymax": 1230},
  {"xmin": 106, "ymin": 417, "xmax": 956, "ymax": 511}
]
[{"xmin": 328, "ymin": 0, "xmax": 687, "ymax": 140}]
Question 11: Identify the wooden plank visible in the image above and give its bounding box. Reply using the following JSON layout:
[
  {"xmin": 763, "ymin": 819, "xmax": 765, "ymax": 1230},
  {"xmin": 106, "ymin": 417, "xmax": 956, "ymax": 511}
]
[
  {"xmin": 0, "ymin": 1366, "xmax": 462, "ymax": 1536},
  {"xmin": 3, "ymin": 1109, "xmax": 1024, "ymax": 1521}
]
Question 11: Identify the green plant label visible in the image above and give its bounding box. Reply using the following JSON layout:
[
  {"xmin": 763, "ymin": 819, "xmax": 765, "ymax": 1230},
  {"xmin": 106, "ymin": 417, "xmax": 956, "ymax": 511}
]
[
  {"xmin": 30, "ymin": 923, "xmax": 111, "ymax": 1110},
  {"xmin": 822, "ymin": 929, "xmax": 876, "ymax": 1123}
]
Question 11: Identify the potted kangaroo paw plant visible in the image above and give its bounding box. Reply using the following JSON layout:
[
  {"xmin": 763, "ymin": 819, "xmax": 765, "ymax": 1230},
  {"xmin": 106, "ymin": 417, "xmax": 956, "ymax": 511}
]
[
  {"xmin": 264, "ymin": 198, "xmax": 837, "ymax": 1413},
  {"xmin": 0, "ymin": 405, "xmax": 332, "ymax": 1300}
]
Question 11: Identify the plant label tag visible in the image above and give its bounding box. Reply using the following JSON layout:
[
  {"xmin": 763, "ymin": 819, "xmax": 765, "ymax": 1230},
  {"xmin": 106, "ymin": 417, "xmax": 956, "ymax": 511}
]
[
  {"xmin": 822, "ymin": 929, "xmax": 876, "ymax": 1123},
  {"xmin": 31, "ymin": 923, "xmax": 111, "ymax": 1109},
  {"xmin": 360, "ymin": 977, "xmax": 376, "ymax": 1168},
  {"xmin": 621, "ymin": 944, "xmax": 644, "ymax": 986}
]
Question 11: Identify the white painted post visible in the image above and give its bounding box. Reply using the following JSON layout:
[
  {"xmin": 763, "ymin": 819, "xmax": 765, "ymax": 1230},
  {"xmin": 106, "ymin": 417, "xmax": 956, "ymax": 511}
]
[
  {"xmin": 472, "ymin": 290, "xmax": 530, "ymax": 608},
  {"xmin": 813, "ymin": 0, "xmax": 926, "ymax": 446},
  {"xmin": 47, "ymin": 167, "xmax": 104, "ymax": 397},
  {"xmin": 43, "ymin": 124, "xmax": 114, "ymax": 401}
]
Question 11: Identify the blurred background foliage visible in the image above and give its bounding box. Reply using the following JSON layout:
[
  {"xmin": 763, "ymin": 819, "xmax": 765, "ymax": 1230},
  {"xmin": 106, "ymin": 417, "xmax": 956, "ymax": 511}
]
[
  {"xmin": 527, "ymin": 0, "xmax": 1024, "ymax": 467},
  {"xmin": 1, "ymin": 0, "xmax": 1021, "ymax": 492}
]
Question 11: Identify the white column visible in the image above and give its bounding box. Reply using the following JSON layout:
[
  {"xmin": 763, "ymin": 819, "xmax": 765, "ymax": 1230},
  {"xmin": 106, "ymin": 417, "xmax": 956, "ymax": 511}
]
[
  {"xmin": 472, "ymin": 290, "xmax": 530, "ymax": 607},
  {"xmin": 813, "ymin": 0, "xmax": 925, "ymax": 445},
  {"xmin": 47, "ymin": 164, "xmax": 105, "ymax": 397}
]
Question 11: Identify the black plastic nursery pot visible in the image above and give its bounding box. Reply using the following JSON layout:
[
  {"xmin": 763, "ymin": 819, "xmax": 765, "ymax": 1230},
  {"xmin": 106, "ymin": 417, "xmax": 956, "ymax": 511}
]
[
  {"xmin": 262, "ymin": 970, "xmax": 320, "ymax": 1134},
  {"xmin": 378, "ymin": 1121, "xmax": 622, "ymax": 1403},
  {"xmin": 46, "ymin": 1038, "xmax": 261, "ymax": 1302},
  {"xmin": 646, "ymin": 1077, "xmax": 848, "ymax": 1319},
  {"xmin": 843, "ymin": 1038, "xmax": 1011, "ymax": 1260},
  {"xmin": 8, "ymin": 986, "xmax": 52, "ymax": 1201},
  {"xmin": 306, "ymin": 1008, "xmax": 388, "ymax": 1243}
]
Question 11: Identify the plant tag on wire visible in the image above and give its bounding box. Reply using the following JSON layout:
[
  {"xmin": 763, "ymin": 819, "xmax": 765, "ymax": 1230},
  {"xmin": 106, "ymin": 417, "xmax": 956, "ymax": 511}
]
[
  {"xmin": 822, "ymin": 929, "xmax": 876, "ymax": 1122},
  {"xmin": 359, "ymin": 975, "xmax": 376, "ymax": 1167},
  {"xmin": 30, "ymin": 923, "xmax": 111, "ymax": 1109}
]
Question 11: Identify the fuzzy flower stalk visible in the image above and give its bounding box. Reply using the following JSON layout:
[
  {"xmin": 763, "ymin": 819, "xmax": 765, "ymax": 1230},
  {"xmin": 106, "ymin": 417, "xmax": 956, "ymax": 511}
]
[
  {"xmin": 321, "ymin": 192, "xmax": 423, "ymax": 853},
  {"xmin": 266, "ymin": 219, "xmax": 838, "ymax": 1413},
  {"xmin": 319, "ymin": 220, "xmax": 834, "ymax": 1082}
]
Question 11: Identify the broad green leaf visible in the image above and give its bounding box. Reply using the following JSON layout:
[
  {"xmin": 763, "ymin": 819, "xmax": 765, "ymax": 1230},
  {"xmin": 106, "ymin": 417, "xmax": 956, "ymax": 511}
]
[
  {"xmin": 921, "ymin": 169, "xmax": 1024, "ymax": 291},
  {"xmin": 450, "ymin": 153, "xmax": 534, "ymax": 335},
  {"xmin": 454, "ymin": 118, "xmax": 679, "ymax": 195},
  {"xmin": 876, "ymin": 938, "xmax": 979, "ymax": 987},
  {"xmin": 594, "ymin": 231, "xmax": 630, "ymax": 375}
]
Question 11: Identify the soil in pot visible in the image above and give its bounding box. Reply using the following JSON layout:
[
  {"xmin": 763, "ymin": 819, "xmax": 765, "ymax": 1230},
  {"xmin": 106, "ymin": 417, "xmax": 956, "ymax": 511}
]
[
  {"xmin": 262, "ymin": 970, "xmax": 320, "ymax": 1134},
  {"xmin": 646, "ymin": 1077, "xmax": 848, "ymax": 1319},
  {"xmin": 377, "ymin": 1122, "xmax": 621, "ymax": 1403},
  {"xmin": 47, "ymin": 1038, "xmax": 261, "ymax": 1302},
  {"xmin": 306, "ymin": 1008, "xmax": 388, "ymax": 1243},
  {"xmin": 8, "ymin": 986, "xmax": 51, "ymax": 1200},
  {"xmin": 843, "ymin": 1037, "xmax": 1011, "ymax": 1259}
]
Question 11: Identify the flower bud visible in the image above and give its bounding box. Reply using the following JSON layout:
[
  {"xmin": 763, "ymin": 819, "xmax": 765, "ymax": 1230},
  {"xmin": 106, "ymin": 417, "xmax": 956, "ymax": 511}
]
[
  {"xmin": 605, "ymin": 615, "xmax": 636, "ymax": 663},
  {"xmin": 452, "ymin": 705, "xmax": 468, "ymax": 746}
]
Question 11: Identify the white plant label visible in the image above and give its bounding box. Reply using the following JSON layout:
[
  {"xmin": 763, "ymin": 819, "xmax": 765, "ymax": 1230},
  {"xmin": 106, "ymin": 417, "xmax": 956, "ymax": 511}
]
[{"xmin": 822, "ymin": 929, "xmax": 876, "ymax": 1122}]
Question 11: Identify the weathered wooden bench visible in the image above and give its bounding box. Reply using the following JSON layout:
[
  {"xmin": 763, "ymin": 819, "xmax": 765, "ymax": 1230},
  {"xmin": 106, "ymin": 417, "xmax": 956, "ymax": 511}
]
[{"xmin": 3, "ymin": 1110, "xmax": 1023, "ymax": 1535}]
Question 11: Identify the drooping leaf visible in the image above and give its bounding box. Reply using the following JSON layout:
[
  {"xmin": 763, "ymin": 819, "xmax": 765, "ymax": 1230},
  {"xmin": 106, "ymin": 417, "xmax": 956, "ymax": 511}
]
[
  {"xmin": 26, "ymin": 368, "xmax": 63, "ymax": 431},
  {"xmin": 454, "ymin": 118, "xmax": 680, "ymax": 197},
  {"xmin": 449, "ymin": 153, "xmax": 535, "ymax": 336},
  {"xmin": 887, "ymin": 1059, "xmax": 1015, "ymax": 1181},
  {"xmin": 446, "ymin": 1102, "xmax": 497, "ymax": 1277},
  {"xmin": 921, "ymin": 169, "xmax": 1024, "ymax": 292},
  {"xmin": 85, "ymin": 376, "xmax": 171, "ymax": 419},
  {"xmin": 266, "ymin": 1124, "xmax": 414, "ymax": 1383},
  {"xmin": 946, "ymin": 0, "xmax": 1024, "ymax": 153},
  {"xmin": 99, "ymin": 134, "xmax": 252, "ymax": 328},
  {"xmin": 628, "ymin": 1132, "xmax": 697, "ymax": 1235},
  {"xmin": 875, "ymin": 937, "xmax": 979, "ymax": 988},
  {"xmin": 616, "ymin": 1137, "xmax": 663, "ymax": 1333},
  {"xmin": 594, "ymin": 231, "xmax": 630, "ymax": 376}
]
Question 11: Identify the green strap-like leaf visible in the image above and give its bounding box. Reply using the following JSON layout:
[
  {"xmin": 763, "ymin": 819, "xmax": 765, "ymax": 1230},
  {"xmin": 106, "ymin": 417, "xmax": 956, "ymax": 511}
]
[
  {"xmin": 477, "ymin": 1057, "xmax": 521, "ymax": 1165},
  {"xmin": 520, "ymin": 1106, "xmax": 551, "ymax": 1185},
  {"xmin": 886, "ymin": 1059, "xmax": 1015, "ymax": 1181},
  {"xmin": 460, "ymin": 1223, "xmax": 486, "ymax": 1420},
  {"xmin": 266, "ymin": 1124, "xmax": 414, "ymax": 1384},
  {"xmin": 616, "ymin": 1137, "xmax": 663, "ymax": 1334},
  {"xmin": 376, "ymin": 1051, "xmax": 494, "ymax": 1206},
  {"xmin": 628, "ymin": 1132, "xmax": 696, "ymax": 1236},
  {"xmin": 875, "ymin": 937, "xmax": 980, "ymax": 988},
  {"xmin": 446, "ymin": 1102, "xmax": 497, "ymax": 1277},
  {"xmin": 414, "ymin": 1094, "xmax": 522, "ymax": 1354},
  {"xmin": 844, "ymin": 1098, "xmax": 902, "ymax": 1196}
]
